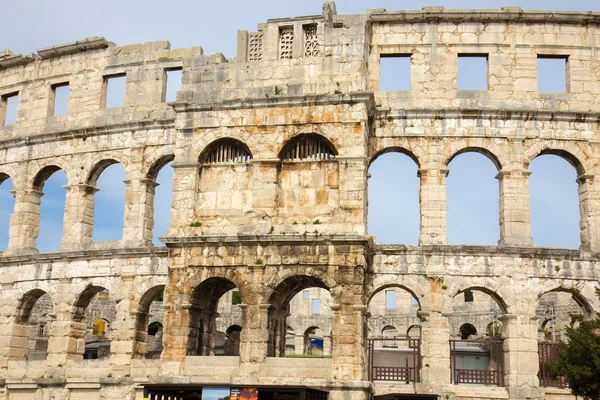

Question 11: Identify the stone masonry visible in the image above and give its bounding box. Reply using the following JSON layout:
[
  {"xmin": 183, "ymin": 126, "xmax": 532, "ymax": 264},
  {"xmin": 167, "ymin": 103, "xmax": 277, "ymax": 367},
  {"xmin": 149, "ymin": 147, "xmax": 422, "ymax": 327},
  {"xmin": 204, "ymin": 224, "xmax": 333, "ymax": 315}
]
[{"xmin": 0, "ymin": 2, "xmax": 599, "ymax": 400}]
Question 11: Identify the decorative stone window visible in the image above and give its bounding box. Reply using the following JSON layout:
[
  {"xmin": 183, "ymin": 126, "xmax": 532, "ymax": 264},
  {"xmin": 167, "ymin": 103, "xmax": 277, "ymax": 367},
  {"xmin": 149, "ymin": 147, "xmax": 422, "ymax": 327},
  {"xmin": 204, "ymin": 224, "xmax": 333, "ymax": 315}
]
[
  {"xmin": 303, "ymin": 24, "xmax": 320, "ymax": 57},
  {"xmin": 248, "ymin": 32, "xmax": 264, "ymax": 61},
  {"xmin": 280, "ymin": 134, "xmax": 337, "ymax": 161},
  {"xmin": 200, "ymin": 139, "xmax": 253, "ymax": 164},
  {"xmin": 279, "ymin": 27, "xmax": 294, "ymax": 60}
]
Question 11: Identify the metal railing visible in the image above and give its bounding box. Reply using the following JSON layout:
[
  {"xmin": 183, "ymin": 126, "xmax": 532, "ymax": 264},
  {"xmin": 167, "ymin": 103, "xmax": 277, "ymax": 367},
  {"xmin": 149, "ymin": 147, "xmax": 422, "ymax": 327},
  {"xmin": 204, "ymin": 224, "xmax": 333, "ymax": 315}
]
[
  {"xmin": 450, "ymin": 339, "xmax": 504, "ymax": 386},
  {"xmin": 538, "ymin": 341, "xmax": 567, "ymax": 388},
  {"xmin": 367, "ymin": 337, "xmax": 421, "ymax": 382}
]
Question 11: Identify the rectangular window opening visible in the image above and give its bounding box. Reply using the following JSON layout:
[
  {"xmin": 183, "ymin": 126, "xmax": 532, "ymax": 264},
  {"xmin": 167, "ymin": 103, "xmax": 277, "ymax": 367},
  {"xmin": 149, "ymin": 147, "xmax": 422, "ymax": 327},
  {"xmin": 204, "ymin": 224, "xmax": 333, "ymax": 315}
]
[
  {"xmin": 303, "ymin": 290, "xmax": 310, "ymax": 299},
  {"xmin": 458, "ymin": 54, "xmax": 488, "ymax": 90},
  {"xmin": 537, "ymin": 55, "xmax": 568, "ymax": 93},
  {"xmin": 379, "ymin": 54, "xmax": 411, "ymax": 91},
  {"xmin": 1, "ymin": 92, "xmax": 18, "ymax": 126},
  {"xmin": 164, "ymin": 68, "xmax": 182, "ymax": 102},
  {"xmin": 311, "ymin": 298, "xmax": 320, "ymax": 314},
  {"xmin": 103, "ymin": 74, "xmax": 126, "ymax": 109},
  {"xmin": 52, "ymin": 83, "xmax": 70, "ymax": 116},
  {"xmin": 385, "ymin": 290, "xmax": 397, "ymax": 309}
]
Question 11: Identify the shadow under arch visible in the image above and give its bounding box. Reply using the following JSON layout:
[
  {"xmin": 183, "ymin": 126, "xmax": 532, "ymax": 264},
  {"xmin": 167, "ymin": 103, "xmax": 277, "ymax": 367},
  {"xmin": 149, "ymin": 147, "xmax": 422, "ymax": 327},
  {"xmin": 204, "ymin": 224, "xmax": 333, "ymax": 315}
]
[
  {"xmin": 32, "ymin": 165, "xmax": 64, "ymax": 191},
  {"xmin": 147, "ymin": 154, "xmax": 175, "ymax": 181},
  {"xmin": 187, "ymin": 277, "xmax": 240, "ymax": 356},
  {"xmin": 537, "ymin": 287, "xmax": 594, "ymax": 320},
  {"xmin": 452, "ymin": 286, "xmax": 508, "ymax": 314},
  {"xmin": 11, "ymin": 289, "xmax": 54, "ymax": 361},
  {"xmin": 529, "ymin": 149, "xmax": 585, "ymax": 176},
  {"xmin": 279, "ymin": 133, "xmax": 338, "ymax": 161},
  {"xmin": 369, "ymin": 147, "xmax": 420, "ymax": 169},
  {"xmin": 86, "ymin": 159, "xmax": 123, "ymax": 186},
  {"xmin": 134, "ymin": 285, "xmax": 166, "ymax": 358},
  {"xmin": 199, "ymin": 138, "xmax": 253, "ymax": 164},
  {"xmin": 267, "ymin": 275, "xmax": 331, "ymax": 357},
  {"xmin": 445, "ymin": 147, "xmax": 502, "ymax": 171},
  {"xmin": 366, "ymin": 284, "xmax": 422, "ymax": 308}
]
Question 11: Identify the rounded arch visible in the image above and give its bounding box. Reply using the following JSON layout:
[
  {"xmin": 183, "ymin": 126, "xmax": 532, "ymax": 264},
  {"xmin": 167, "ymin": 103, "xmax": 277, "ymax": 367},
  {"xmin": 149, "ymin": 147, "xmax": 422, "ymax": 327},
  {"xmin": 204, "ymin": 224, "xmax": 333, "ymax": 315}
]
[
  {"xmin": 407, "ymin": 324, "xmax": 421, "ymax": 338},
  {"xmin": 74, "ymin": 285, "xmax": 108, "ymax": 312},
  {"xmin": 147, "ymin": 321, "xmax": 163, "ymax": 336},
  {"xmin": 445, "ymin": 146, "xmax": 503, "ymax": 171},
  {"xmin": 279, "ymin": 133, "xmax": 337, "ymax": 161},
  {"xmin": 226, "ymin": 324, "xmax": 242, "ymax": 335},
  {"xmin": 147, "ymin": 154, "xmax": 175, "ymax": 181},
  {"xmin": 448, "ymin": 285, "xmax": 509, "ymax": 314},
  {"xmin": 32, "ymin": 165, "xmax": 64, "ymax": 190},
  {"xmin": 268, "ymin": 275, "xmax": 331, "ymax": 310},
  {"xmin": 367, "ymin": 284, "xmax": 422, "ymax": 309},
  {"xmin": 138, "ymin": 284, "xmax": 166, "ymax": 311},
  {"xmin": 536, "ymin": 286, "xmax": 594, "ymax": 320},
  {"xmin": 369, "ymin": 147, "xmax": 420, "ymax": 168},
  {"xmin": 16, "ymin": 288, "xmax": 51, "ymax": 324},
  {"xmin": 526, "ymin": 147, "xmax": 586, "ymax": 176},
  {"xmin": 86, "ymin": 159, "xmax": 125, "ymax": 186},
  {"xmin": 199, "ymin": 138, "xmax": 252, "ymax": 164},
  {"xmin": 459, "ymin": 323, "xmax": 478, "ymax": 340}
]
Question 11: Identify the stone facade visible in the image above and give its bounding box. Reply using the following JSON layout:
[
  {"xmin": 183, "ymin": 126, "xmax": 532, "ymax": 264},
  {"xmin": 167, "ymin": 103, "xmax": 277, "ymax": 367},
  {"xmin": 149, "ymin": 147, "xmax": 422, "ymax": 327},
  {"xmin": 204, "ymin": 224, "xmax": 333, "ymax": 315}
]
[{"xmin": 0, "ymin": 2, "xmax": 599, "ymax": 400}]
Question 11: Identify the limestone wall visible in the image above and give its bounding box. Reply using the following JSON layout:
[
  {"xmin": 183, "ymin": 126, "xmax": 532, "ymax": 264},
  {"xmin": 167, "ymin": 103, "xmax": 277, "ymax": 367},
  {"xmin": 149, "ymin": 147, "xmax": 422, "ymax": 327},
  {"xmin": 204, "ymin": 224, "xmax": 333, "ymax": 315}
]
[{"xmin": 0, "ymin": 3, "xmax": 599, "ymax": 400}]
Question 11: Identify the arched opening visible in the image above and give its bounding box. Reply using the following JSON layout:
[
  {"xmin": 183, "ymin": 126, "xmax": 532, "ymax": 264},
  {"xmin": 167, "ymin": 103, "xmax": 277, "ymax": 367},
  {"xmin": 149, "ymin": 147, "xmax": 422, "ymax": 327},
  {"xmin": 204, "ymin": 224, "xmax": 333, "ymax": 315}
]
[
  {"xmin": 279, "ymin": 134, "xmax": 337, "ymax": 161},
  {"xmin": 449, "ymin": 288, "xmax": 505, "ymax": 386},
  {"xmin": 0, "ymin": 174, "xmax": 14, "ymax": 251},
  {"xmin": 223, "ymin": 325, "xmax": 242, "ymax": 356},
  {"xmin": 536, "ymin": 290, "xmax": 588, "ymax": 342},
  {"xmin": 34, "ymin": 166, "xmax": 67, "ymax": 252},
  {"xmin": 407, "ymin": 324, "xmax": 421, "ymax": 339},
  {"xmin": 459, "ymin": 323, "xmax": 477, "ymax": 340},
  {"xmin": 529, "ymin": 153, "xmax": 580, "ymax": 248},
  {"xmin": 302, "ymin": 326, "xmax": 325, "ymax": 355},
  {"xmin": 188, "ymin": 278, "xmax": 242, "ymax": 356},
  {"xmin": 199, "ymin": 138, "xmax": 252, "ymax": 164},
  {"xmin": 74, "ymin": 286, "xmax": 116, "ymax": 360},
  {"xmin": 269, "ymin": 276, "xmax": 333, "ymax": 358},
  {"xmin": 134, "ymin": 285, "xmax": 165, "ymax": 359},
  {"xmin": 88, "ymin": 161, "xmax": 127, "ymax": 242},
  {"xmin": 447, "ymin": 151, "xmax": 500, "ymax": 245},
  {"xmin": 536, "ymin": 288, "xmax": 590, "ymax": 388},
  {"xmin": 11, "ymin": 289, "xmax": 54, "ymax": 361},
  {"xmin": 367, "ymin": 285, "xmax": 421, "ymax": 381},
  {"xmin": 147, "ymin": 156, "xmax": 174, "ymax": 246},
  {"xmin": 368, "ymin": 151, "xmax": 419, "ymax": 244},
  {"xmin": 197, "ymin": 140, "xmax": 253, "ymax": 235}
]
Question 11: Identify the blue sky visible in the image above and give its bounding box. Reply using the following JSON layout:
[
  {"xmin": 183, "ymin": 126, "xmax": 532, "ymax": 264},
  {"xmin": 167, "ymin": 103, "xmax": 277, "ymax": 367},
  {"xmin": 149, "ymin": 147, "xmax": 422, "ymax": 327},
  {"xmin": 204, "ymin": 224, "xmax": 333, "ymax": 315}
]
[{"xmin": 0, "ymin": 1, "xmax": 594, "ymax": 251}]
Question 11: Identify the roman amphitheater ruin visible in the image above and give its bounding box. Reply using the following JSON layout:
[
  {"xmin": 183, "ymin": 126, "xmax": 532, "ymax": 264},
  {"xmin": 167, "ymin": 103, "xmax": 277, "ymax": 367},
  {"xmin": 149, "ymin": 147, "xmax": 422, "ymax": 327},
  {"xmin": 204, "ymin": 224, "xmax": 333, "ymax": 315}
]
[{"xmin": 0, "ymin": 1, "xmax": 599, "ymax": 399}]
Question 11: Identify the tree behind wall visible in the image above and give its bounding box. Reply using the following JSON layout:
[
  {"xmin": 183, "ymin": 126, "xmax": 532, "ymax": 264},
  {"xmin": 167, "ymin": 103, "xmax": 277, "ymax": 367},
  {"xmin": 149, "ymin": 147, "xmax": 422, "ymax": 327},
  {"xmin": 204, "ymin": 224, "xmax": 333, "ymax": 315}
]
[{"xmin": 552, "ymin": 289, "xmax": 600, "ymax": 399}]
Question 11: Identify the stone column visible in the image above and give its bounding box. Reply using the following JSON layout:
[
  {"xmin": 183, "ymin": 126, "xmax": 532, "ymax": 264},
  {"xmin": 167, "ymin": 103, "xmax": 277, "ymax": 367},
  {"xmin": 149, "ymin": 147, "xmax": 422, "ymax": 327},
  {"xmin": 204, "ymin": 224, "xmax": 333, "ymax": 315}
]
[
  {"xmin": 418, "ymin": 169, "xmax": 448, "ymax": 245},
  {"xmin": 5, "ymin": 188, "xmax": 42, "ymax": 255},
  {"xmin": 323, "ymin": 335, "xmax": 332, "ymax": 356},
  {"xmin": 294, "ymin": 334, "xmax": 304, "ymax": 355},
  {"xmin": 161, "ymin": 268, "xmax": 190, "ymax": 362},
  {"xmin": 107, "ymin": 277, "xmax": 136, "ymax": 376},
  {"xmin": 167, "ymin": 161, "xmax": 200, "ymax": 237},
  {"xmin": 60, "ymin": 184, "xmax": 96, "ymax": 251},
  {"xmin": 500, "ymin": 313, "xmax": 544, "ymax": 399},
  {"xmin": 497, "ymin": 170, "xmax": 534, "ymax": 246},
  {"xmin": 46, "ymin": 309, "xmax": 86, "ymax": 364},
  {"xmin": 331, "ymin": 302, "xmax": 367, "ymax": 381},
  {"xmin": 578, "ymin": 174, "xmax": 600, "ymax": 252},
  {"xmin": 122, "ymin": 178, "xmax": 158, "ymax": 246}
]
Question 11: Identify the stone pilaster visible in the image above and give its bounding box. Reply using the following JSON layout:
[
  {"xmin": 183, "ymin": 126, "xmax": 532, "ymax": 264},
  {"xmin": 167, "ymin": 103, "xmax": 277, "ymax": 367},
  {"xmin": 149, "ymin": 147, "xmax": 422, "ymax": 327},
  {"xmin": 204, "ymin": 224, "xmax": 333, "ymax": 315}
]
[
  {"xmin": 167, "ymin": 161, "xmax": 200, "ymax": 236},
  {"xmin": 331, "ymin": 302, "xmax": 366, "ymax": 381},
  {"xmin": 5, "ymin": 188, "xmax": 42, "ymax": 255},
  {"xmin": 497, "ymin": 170, "xmax": 534, "ymax": 247},
  {"xmin": 161, "ymin": 268, "xmax": 190, "ymax": 362},
  {"xmin": 239, "ymin": 303, "xmax": 270, "ymax": 363},
  {"xmin": 418, "ymin": 169, "xmax": 448, "ymax": 245},
  {"xmin": 500, "ymin": 313, "xmax": 544, "ymax": 400},
  {"xmin": 59, "ymin": 184, "xmax": 96, "ymax": 251},
  {"xmin": 578, "ymin": 174, "xmax": 600, "ymax": 252},
  {"xmin": 122, "ymin": 178, "xmax": 158, "ymax": 246}
]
